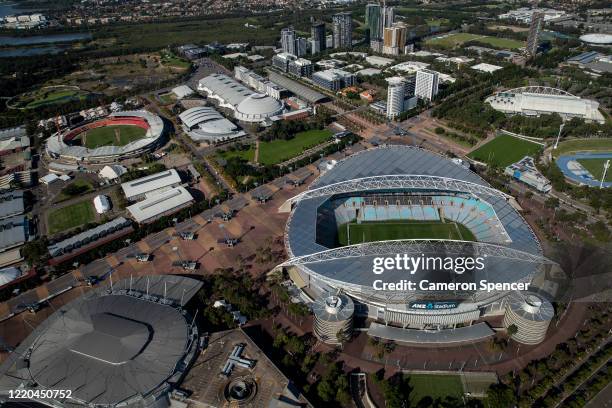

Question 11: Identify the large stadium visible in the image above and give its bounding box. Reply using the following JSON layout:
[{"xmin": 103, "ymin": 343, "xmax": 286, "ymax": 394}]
[
  {"xmin": 45, "ymin": 110, "xmax": 165, "ymax": 164},
  {"xmin": 280, "ymin": 146, "xmax": 556, "ymax": 344},
  {"xmin": 485, "ymin": 86, "xmax": 605, "ymax": 124},
  {"xmin": 0, "ymin": 275, "xmax": 202, "ymax": 408}
]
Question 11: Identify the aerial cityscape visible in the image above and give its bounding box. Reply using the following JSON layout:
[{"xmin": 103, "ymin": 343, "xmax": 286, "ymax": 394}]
[{"xmin": 0, "ymin": 0, "xmax": 610, "ymax": 407}]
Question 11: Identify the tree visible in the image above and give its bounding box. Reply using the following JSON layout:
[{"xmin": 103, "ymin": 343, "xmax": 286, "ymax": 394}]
[
  {"xmin": 486, "ymin": 383, "xmax": 517, "ymax": 408},
  {"xmin": 507, "ymin": 324, "xmax": 518, "ymax": 337},
  {"xmin": 545, "ymin": 197, "xmax": 560, "ymax": 209}
]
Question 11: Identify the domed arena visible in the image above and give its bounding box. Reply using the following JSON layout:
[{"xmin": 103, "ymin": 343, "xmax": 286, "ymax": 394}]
[
  {"xmin": 0, "ymin": 275, "xmax": 202, "ymax": 407},
  {"xmin": 45, "ymin": 110, "xmax": 165, "ymax": 164},
  {"xmin": 280, "ymin": 146, "xmax": 555, "ymax": 344}
]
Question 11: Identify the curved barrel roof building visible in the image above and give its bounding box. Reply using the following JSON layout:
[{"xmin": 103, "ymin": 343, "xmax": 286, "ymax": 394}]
[
  {"xmin": 198, "ymin": 74, "xmax": 284, "ymax": 123},
  {"xmin": 179, "ymin": 106, "xmax": 246, "ymax": 144}
]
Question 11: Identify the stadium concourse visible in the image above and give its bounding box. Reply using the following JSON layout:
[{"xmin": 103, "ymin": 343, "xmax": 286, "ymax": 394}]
[
  {"xmin": 280, "ymin": 146, "xmax": 557, "ymax": 346},
  {"xmin": 45, "ymin": 110, "xmax": 165, "ymax": 164}
]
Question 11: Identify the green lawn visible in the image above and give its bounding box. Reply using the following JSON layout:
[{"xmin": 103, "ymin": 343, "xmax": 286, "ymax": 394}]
[
  {"xmin": 338, "ymin": 220, "xmax": 475, "ymax": 246},
  {"xmin": 218, "ymin": 147, "xmax": 255, "ymax": 162},
  {"xmin": 258, "ymin": 129, "xmax": 333, "ymax": 165},
  {"xmin": 56, "ymin": 179, "xmax": 94, "ymax": 202},
  {"xmin": 577, "ymin": 159, "xmax": 612, "ymax": 182},
  {"xmin": 22, "ymin": 88, "xmax": 89, "ymax": 109},
  {"xmin": 553, "ymin": 139, "xmax": 612, "ymax": 158},
  {"xmin": 160, "ymin": 51, "xmax": 191, "ymax": 69},
  {"xmin": 82, "ymin": 125, "xmax": 147, "ymax": 148},
  {"xmin": 47, "ymin": 201, "xmax": 96, "ymax": 235},
  {"xmin": 468, "ymin": 135, "xmax": 542, "ymax": 168},
  {"xmin": 426, "ymin": 33, "xmax": 524, "ymax": 49},
  {"xmin": 158, "ymin": 93, "xmax": 176, "ymax": 105},
  {"xmin": 406, "ymin": 374, "xmax": 464, "ymax": 405}
]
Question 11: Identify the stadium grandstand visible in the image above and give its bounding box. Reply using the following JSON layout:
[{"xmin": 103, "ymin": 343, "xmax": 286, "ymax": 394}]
[
  {"xmin": 198, "ymin": 74, "xmax": 284, "ymax": 123},
  {"xmin": 0, "ymin": 275, "xmax": 203, "ymax": 408},
  {"xmin": 485, "ymin": 86, "xmax": 605, "ymax": 123},
  {"xmin": 45, "ymin": 110, "xmax": 165, "ymax": 164},
  {"xmin": 279, "ymin": 146, "xmax": 556, "ymax": 345},
  {"xmin": 178, "ymin": 106, "xmax": 246, "ymax": 144}
]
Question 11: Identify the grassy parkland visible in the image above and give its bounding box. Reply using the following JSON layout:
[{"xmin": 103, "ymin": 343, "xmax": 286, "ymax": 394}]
[
  {"xmin": 219, "ymin": 129, "xmax": 333, "ymax": 166},
  {"xmin": 468, "ymin": 134, "xmax": 542, "ymax": 168},
  {"xmin": 426, "ymin": 32, "xmax": 524, "ymax": 49}
]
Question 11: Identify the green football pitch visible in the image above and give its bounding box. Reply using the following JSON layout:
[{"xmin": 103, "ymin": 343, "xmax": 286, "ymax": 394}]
[
  {"xmin": 407, "ymin": 374, "xmax": 464, "ymax": 404},
  {"xmin": 337, "ymin": 220, "xmax": 476, "ymax": 245},
  {"xmin": 81, "ymin": 125, "xmax": 147, "ymax": 149}
]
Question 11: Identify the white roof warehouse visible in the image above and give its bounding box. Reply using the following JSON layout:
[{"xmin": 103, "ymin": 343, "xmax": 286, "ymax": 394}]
[
  {"xmin": 121, "ymin": 169, "xmax": 182, "ymax": 201},
  {"xmin": 126, "ymin": 186, "xmax": 194, "ymax": 224}
]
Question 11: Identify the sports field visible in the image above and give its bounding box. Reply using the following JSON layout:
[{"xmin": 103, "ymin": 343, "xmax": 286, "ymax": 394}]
[
  {"xmin": 47, "ymin": 201, "xmax": 95, "ymax": 235},
  {"xmin": 577, "ymin": 158, "xmax": 612, "ymax": 182},
  {"xmin": 426, "ymin": 33, "xmax": 524, "ymax": 49},
  {"xmin": 338, "ymin": 220, "xmax": 476, "ymax": 245},
  {"xmin": 407, "ymin": 374, "xmax": 464, "ymax": 404},
  {"xmin": 468, "ymin": 135, "xmax": 542, "ymax": 168},
  {"xmin": 552, "ymin": 138, "xmax": 612, "ymax": 158},
  {"xmin": 81, "ymin": 125, "xmax": 147, "ymax": 148}
]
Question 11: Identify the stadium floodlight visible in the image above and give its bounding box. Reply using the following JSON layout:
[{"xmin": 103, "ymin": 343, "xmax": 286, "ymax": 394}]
[
  {"xmin": 553, "ymin": 123, "xmax": 564, "ymax": 150},
  {"xmin": 601, "ymin": 160, "xmax": 610, "ymax": 189},
  {"xmin": 278, "ymin": 239, "xmax": 556, "ymax": 269},
  {"xmin": 280, "ymin": 175, "xmax": 512, "ymax": 212}
]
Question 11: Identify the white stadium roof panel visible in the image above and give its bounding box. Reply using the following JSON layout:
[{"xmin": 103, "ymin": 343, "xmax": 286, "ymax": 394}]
[{"xmin": 486, "ymin": 87, "xmax": 605, "ymax": 123}]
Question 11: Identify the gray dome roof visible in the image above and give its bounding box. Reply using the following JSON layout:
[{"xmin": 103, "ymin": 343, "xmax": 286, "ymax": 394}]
[{"xmin": 236, "ymin": 93, "xmax": 282, "ymax": 117}]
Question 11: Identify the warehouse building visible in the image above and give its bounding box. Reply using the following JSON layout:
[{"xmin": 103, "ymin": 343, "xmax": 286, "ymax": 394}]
[
  {"xmin": 126, "ymin": 186, "xmax": 194, "ymax": 224},
  {"xmin": 0, "ymin": 190, "xmax": 24, "ymax": 220},
  {"xmin": 121, "ymin": 169, "xmax": 182, "ymax": 202},
  {"xmin": 267, "ymin": 71, "xmax": 328, "ymax": 104}
]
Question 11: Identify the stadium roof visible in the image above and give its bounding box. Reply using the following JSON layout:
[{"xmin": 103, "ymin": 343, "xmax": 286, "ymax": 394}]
[
  {"xmin": 45, "ymin": 111, "xmax": 164, "ymax": 160},
  {"xmin": 121, "ymin": 169, "xmax": 181, "ymax": 200},
  {"xmin": 580, "ymin": 33, "xmax": 612, "ymax": 45},
  {"xmin": 198, "ymin": 73, "xmax": 254, "ymax": 107},
  {"xmin": 179, "ymin": 106, "xmax": 246, "ymax": 143},
  {"xmin": 267, "ymin": 71, "xmax": 327, "ymax": 104},
  {"xmin": 284, "ymin": 146, "xmax": 543, "ymax": 297},
  {"xmin": 127, "ymin": 186, "xmax": 194, "ymax": 223},
  {"xmin": 0, "ymin": 190, "xmax": 24, "ymax": 220},
  {"xmin": 0, "ymin": 275, "xmax": 202, "ymax": 407},
  {"xmin": 486, "ymin": 87, "xmax": 605, "ymax": 123}
]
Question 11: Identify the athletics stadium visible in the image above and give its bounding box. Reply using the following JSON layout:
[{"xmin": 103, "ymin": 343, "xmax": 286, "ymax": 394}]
[
  {"xmin": 280, "ymin": 146, "xmax": 556, "ymax": 345},
  {"xmin": 45, "ymin": 110, "xmax": 165, "ymax": 164},
  {"xmin": 0, "ymin": 275, "xmax": 202, "ymax": 408}
]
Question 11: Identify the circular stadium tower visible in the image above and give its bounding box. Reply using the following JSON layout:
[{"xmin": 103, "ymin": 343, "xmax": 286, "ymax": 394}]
[
  {"xmin": 281, "ymin": 146, "xmax": 553, "ymax": 333},
  {"xmin": 45, "ymin": 110, "xmax": 165, "ymax": 164}
]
